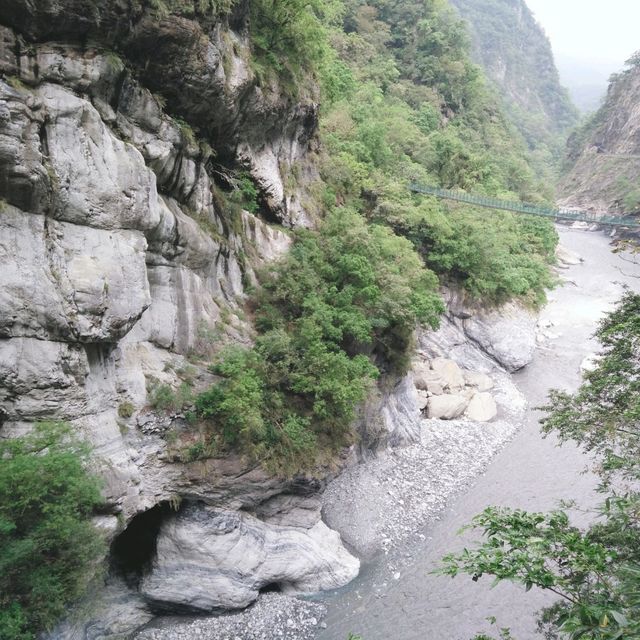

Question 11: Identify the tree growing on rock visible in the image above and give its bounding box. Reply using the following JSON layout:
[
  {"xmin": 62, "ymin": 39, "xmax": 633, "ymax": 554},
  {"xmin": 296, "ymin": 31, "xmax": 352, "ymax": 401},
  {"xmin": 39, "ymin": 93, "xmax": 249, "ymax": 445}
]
[{"xmin": 0, "ymin": 422, "xmax": 104, "ymax": 640}]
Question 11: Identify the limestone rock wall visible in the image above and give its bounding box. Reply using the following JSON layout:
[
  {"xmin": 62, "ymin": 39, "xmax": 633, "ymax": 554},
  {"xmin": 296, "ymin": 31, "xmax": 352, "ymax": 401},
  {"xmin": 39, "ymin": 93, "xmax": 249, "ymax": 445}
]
[
  {"xmin": 0, "ymin": 2, "xmax": 324, "ymax": 526},
  {"xmin": 0, "ymin": 69, "xmax": 296, "ymax": 514},
  {"xmin": 559, "ymin": 61, "xmax": 640, "ymax": 216},
  {"xmin": 0, "ymin": 5, "xmax": 363, "ymax": 635},
  {"xmin": 0, "ymin": 1, "xmax": 319, "ymax": 226}
]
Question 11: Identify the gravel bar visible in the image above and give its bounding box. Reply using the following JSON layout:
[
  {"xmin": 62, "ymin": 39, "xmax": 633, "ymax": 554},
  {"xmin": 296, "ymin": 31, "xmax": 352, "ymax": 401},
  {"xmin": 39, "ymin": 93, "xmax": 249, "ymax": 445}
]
[{"xmin": 135, "ymin": 594, "xmax": 327, "ymax": 640}]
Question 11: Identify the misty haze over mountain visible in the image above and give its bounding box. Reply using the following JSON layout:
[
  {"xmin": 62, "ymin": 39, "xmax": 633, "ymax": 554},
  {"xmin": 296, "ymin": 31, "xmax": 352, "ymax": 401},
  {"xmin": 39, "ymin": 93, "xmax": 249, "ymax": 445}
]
[
  {"xmin": 526, "ymin": 0, "xmax": 640, "ymax": 113},
  {"xmin": 555, "ymin": 55, "xmax": 618, "ymax": 113}
]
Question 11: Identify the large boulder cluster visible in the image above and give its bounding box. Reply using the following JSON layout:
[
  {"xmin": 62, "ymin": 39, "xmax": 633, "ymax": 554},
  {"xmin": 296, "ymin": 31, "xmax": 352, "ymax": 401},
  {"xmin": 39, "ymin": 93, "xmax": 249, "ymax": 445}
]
[{"xmin": 413, "ymin": 357, "xmax": 498, "ymax": 422}]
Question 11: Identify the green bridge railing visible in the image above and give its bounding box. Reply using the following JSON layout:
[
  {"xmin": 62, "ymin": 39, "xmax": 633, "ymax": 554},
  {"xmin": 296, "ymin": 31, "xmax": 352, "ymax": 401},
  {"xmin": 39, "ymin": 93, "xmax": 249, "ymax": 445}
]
[{"xmin": 409, "ymin": 184, "xmax": 640, "ymax": 228}]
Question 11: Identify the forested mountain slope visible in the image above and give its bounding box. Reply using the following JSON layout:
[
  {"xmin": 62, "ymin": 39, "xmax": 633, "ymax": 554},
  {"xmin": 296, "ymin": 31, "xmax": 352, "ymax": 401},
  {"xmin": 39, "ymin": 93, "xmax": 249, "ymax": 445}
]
[
  {"xmin": 450, "ymin": 0, "xmax": 578, "ymax": 169},
  {"xmin": 559, "ymin": 53, "xmax": 640, "ymax": 216},
  {"xmin": 326, "ymin": 0, "xmax": 558, "ymax": 303}
]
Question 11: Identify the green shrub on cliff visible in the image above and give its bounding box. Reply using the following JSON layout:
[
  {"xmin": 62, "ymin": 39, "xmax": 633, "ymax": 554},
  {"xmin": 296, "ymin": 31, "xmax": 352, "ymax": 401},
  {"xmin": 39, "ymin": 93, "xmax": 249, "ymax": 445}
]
[
  {"xmin": 147, "ymin": 0, "xmax": 237, "ymax": 19},
  {"xmin": 195, "ymin": 0, "xmax": 559, "ymax": 471},
  {"xmin": 249, "ymin": 0, "xmax": 344, "ymax": 85},
  {"xmin": 0, "ymin": 423, "xmax": 104, "ymax": 640},
  {"xmin": 196, "ymin": 208, "xmax": 443, "ymax": 472},
  {"xmin": 410, "ymin": 206, "xmax": 557, "ymax": 305}
]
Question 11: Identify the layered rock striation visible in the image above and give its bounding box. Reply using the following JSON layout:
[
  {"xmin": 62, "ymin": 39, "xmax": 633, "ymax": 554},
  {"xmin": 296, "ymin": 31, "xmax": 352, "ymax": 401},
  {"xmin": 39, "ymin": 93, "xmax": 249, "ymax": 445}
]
[
  {"xmin": 0, "ymin": 0, "xmax": 326, "ymax": 517},
  {"xmin": 141, "ymin": 503, "xmax": 359, "ymax": 613}
]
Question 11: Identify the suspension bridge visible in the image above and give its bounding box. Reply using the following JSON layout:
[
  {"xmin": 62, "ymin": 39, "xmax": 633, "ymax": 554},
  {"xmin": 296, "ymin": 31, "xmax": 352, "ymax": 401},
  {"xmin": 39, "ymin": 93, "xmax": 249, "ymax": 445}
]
[{"xmin": 409, "ymin": 184, "xmax": 640, "ymax": 228}]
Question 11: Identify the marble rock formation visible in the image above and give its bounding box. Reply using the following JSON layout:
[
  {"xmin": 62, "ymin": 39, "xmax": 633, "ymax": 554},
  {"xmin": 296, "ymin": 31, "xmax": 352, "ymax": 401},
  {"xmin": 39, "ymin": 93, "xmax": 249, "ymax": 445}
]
[{"xmin": 141, "ymin": 503, "xmax": 360, "ymax": 613}]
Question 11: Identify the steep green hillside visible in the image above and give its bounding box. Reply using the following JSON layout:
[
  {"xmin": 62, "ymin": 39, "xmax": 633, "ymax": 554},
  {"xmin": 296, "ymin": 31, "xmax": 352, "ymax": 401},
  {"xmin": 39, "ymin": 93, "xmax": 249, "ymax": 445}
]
[
  {"xmin": 322, "ymin": 0, "xmax": 558, "ymax": 298},
  {"xmin": 449, "ymin": 0, "xmax": 578, "ymax": 171},
  {"xmin": 196, "ymin": 0, "xmax": 558, "ymax": 472}
]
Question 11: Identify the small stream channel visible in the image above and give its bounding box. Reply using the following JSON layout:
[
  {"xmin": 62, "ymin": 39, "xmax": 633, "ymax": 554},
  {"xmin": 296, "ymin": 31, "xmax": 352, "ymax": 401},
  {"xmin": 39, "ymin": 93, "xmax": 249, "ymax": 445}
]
[{"xmin": 316, "ymin": 227, "xmax": 640, "ymax": 640}]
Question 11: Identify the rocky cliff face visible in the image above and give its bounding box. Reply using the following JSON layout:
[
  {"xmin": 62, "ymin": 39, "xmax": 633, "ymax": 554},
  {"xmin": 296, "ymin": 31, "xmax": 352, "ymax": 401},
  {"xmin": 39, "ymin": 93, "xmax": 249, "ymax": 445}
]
[
  {"xmin": 0, "ymin": 1, "xmax": 320, "ymax": 225},
  {"xmin": 0, "ymin": 2, "xmax": 361, "ymax": 633},
  {"xmin": 0, "ymin": 0, "xmax": 316, "ymax": 516},
  {"xmin": 559, "ymin": 58, "xmax": 640, "ymax": 216},
  {"xmin": 450, "ymin": 0, "xmax": 577, "ymax": 156}
]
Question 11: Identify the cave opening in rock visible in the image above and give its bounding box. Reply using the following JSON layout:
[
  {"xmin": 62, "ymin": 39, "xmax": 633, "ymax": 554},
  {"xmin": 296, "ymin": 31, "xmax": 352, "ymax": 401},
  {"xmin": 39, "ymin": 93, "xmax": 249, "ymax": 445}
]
[
  {"xmin": 110, "ymin": 502, "xmax": 174, "ymax": 587},
  {"xmin": 259, "ymin": 582, "xmax": 282, "ymax": 594}
]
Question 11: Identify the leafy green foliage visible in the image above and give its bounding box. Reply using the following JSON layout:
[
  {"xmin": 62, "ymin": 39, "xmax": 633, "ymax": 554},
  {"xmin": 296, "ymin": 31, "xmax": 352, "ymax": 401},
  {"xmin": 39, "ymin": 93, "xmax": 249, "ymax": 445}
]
[
  {"xmin": 118, "ymin": 401, "xmax": 135, "ymax": 418},
  {"xmin": 441, "ymin": 508, "xmax": 628, "ymax": 632},
  {"xmin": 318, "ymin": 1, "xmax": 558, "ymax": 305},
  {"xmin": 626, "ymin": 50, "xmax": 640, "ymax": 69},
  {"xmin": 196, "ymin": 209, "xmax": 443, "ymax": 473},
  {"xmin": 473, "ymin": 619, "xmax": 515, "ymax": 640},
  {"xmin": 148, "ymin": 0, "xmax": 558, "ymax": 306},
  {"xmin": 440, "ymin": 293, "xmax": 640, "ymax": 639},
  {"xmin": 412, "ymin": 205, "xmax": 557, "ymax": 305},
  {"xmin": 229, "ymin": 172, "xmax": 260, "ymax": 214},
  {"xmin": 249, "ymin": 0, "xmax": 345, "ymax": 91},
  {"xmin": 147, "ymin": 0, "xmax": 236, "ymax": 19},
  {"xmin": 614, "ymin": 176, "xmax": 640, "ymax": 215},
  {"xmin": 194, "ymin": 0, "xmax": 557, "ymax": 469},
  {"xmin": 196, "ymin": 348, "xmax": 267, "ymax": 448},
  {"xmin": 149, "ymin": 382, "xmax": 194, "ymax": 413},
  {"xmin": 0, "ymin": 423, "xmax": 104, "ymax": 640}
]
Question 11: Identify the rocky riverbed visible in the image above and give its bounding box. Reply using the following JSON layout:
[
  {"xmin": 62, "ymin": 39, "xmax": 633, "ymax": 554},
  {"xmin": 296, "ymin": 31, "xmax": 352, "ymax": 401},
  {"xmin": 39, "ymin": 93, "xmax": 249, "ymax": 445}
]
[
  {"xmin": 136, "ymin": 227, "xmax": 640, "ymax": 640},
  {"xmin": 322, "ymin": 364, "xmax": 526, "ymax": 558},
  {"xmin": 317, "ymin": 227, "xmax": 640, "ymax": 640},
  {"xmin": 136, "ymin": 594, "xmax": 327, "ymax": 640}
]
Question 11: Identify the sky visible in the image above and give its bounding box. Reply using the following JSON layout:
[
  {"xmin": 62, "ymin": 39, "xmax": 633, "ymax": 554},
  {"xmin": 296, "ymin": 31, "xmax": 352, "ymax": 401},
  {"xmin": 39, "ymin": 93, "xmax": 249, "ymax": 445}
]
[{"xmin": 525, "ymin": 0, "xmax": 640, "ymax": 71}]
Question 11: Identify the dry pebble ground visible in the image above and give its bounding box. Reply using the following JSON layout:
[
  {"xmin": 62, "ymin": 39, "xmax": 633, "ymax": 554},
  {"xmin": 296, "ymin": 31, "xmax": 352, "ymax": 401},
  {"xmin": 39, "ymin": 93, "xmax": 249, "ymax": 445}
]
[{"xmin": 136, "ymin": 594, "xmax": 327, "ymax": 640}]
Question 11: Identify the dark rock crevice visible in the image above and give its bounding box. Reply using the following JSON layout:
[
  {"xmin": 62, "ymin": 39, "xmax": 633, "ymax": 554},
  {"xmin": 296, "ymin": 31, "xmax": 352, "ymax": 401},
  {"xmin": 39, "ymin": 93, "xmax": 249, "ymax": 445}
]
[{"xmin": 110, "ymin": 501, "xmax": 176, "ymax": 588}]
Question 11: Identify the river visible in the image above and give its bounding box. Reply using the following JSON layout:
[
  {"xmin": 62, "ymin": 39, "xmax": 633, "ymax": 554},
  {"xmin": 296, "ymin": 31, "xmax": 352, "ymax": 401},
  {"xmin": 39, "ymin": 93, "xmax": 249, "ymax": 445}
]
[{"xmin": 317, "ymin": 227, "xmax": 640, "ymax": 640}]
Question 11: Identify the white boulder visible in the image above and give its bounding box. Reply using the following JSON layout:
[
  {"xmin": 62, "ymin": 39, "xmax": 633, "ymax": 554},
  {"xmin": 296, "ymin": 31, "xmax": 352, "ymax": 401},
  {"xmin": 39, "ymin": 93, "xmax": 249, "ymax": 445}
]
[
  {"xmin": 465, "ymin": 392, "xmax": 498, "ymax": 422},
  {"xmin": 413, "ymin": 364, "xmax": 444, "ymax": 392},
  {"xmin": 416, "ymin": 389, "xmax": 430, "ymax": 410},
  {"xmin": 430, "ymin": 357, "xmax": 465, "ymax": 390},
  {"xmin": 463, "ymin": 371, "xmax": 494, "ymax": 392},
  {"xmin": 141, "ymin": 505, "xmax": 360, "ymax": 613},
  {"xmin": 427, "ymin": 394, "xmax": 469, "ymax": 420},
  {"xmin": 463, "ymin": 302, "xmax": 537, "ymax": 372}
]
